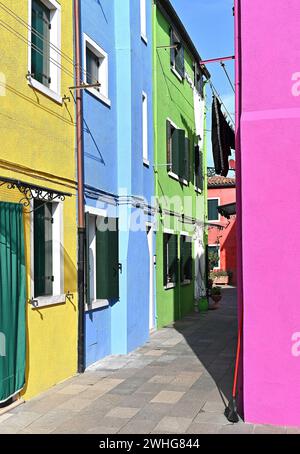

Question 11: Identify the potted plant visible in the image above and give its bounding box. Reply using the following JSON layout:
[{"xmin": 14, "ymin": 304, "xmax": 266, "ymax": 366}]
[
  {"xmin": 211, "ymin": 286, "xmax": 222, "ymax": 303},
  {"xmin": 209, "ymin": 286, "xmax": 222, "ymax": 310},
  {"xmin": 210, "ymin": 270, "xmax": 231, "ymax": 285}
]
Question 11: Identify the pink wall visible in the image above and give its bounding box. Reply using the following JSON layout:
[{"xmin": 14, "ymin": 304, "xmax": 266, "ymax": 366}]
[
  {"xmin": 208, "ymin": 187, "xmax": 237, "ymax": 285},
  {"xmin": 238, "ymin": 0, "xmax": 300, "ymax": 426}
]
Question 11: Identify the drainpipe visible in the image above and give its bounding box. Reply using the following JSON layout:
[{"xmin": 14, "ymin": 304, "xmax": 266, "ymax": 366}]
[
  {"xmin": 225, "ymin": 0, "xmax": 243, "ymax": 422},
  {"xmin": 74, "ymin": 0, "xmax": 85, "ymax": 374}
]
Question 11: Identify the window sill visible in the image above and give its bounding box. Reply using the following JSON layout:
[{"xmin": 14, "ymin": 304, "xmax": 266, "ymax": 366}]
[
  {"xmin": 30, "ymin": 294, "xmax": 66, "ymax": 309},
  {"xmin": 195, "ymin": 187, "xmax": 203, "ymax": 194},
  {"xmin": 164, "ymin": 283, "xmax": 176, "ymax": 290},
  {"xmin": 28, "ymin": 78, "xmax": 62, "ymax": 105},
  {"xmin": 171, "ymin": 66, "xmax": 184, "ymax": 82},
  {"xmin": 85, "ymin": 299, "xmax": 109, "ymax": 312},
  {"xmin": 85, "ymin": 87, "xmax": 111, "ymax": 107},
  {"xmin": 168, "ymin": 171, "xmax": 188, "ymax": 186},
  {"xmin": 181, "ymin": 279, "xmax": 192, "ymax": 287},
  {"xmin": 143, "ymin": 158, "xmax": 150, "ymax": 167},
  {"xmin": 141, "ymin": 34, "xmax": 148, "ymax": 45}
]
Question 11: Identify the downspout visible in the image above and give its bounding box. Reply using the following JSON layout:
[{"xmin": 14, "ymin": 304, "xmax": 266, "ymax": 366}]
[
  {"xmin": 74, "ymin": 0, "xmax": 85, "ymax": 374},
  {"xmin": 225, "ymin": 0, "xmax": 243, "ymax": 422}
]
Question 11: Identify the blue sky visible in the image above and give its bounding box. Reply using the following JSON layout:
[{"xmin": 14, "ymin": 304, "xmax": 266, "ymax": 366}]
[{"xmin": 170, "ymin": 0, "xmax": 235, "ymax": 166}]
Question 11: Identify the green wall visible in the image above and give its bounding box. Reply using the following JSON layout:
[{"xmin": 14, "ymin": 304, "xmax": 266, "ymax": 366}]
[{"xmin": 153, "ymin": 3, "xmax": 208, "ymax": 329}]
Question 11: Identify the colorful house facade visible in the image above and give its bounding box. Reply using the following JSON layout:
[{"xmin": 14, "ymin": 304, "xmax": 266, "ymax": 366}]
[
  {"xmin": 235, "ymin": 0, "xmax": 300, "ymax": 426},
  {"xmin": 0, "ymin": 0, "xmax": 78, "ymax": 402},
  {"xmin": 208, "ymin": 175, "xmax": 236, "ymax": 285},
  {"xmin": 153, "ymin": 0, "xmax": 209, "ymax": 328},
  {"xmin": 80, "ymin": 0, "xmax": 155, "ymax": 367}
]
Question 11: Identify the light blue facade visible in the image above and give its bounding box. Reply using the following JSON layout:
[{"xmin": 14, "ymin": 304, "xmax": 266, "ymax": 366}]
[{"xmin": 80, "ymin": 0, "xmax": 155, "ymax": 367}]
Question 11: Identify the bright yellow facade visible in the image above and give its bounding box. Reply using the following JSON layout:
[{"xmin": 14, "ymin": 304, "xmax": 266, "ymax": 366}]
[{"xmin": 0, "ymin": 1, "xmax": 78, "ymax": 399}]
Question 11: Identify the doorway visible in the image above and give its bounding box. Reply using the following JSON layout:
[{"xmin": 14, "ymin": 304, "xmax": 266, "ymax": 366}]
[{"xmin": 146, "ymin": 225, "xmax": 155, "ymax": 332}]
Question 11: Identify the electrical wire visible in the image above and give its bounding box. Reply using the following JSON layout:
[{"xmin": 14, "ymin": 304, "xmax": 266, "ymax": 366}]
[
  {"xmin": 220, "ymin": 61, "xmax": 235, "ymax": 93},
  {"xmin": 0, "ymin": 3, "xmax": 99, "ymax": 85},
  {"xmin": 208, "ymin": 78, "xmax": 235, "ymax": 126}
]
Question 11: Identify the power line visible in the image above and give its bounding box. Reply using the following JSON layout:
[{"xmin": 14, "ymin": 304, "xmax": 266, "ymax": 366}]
[
  {"xmin": 220, "ymin": 61, "xmax": 235, "ymax": 93},
  {"xmin": 0, "ymin": 3, "xmax": 99, "ymax": 85}
]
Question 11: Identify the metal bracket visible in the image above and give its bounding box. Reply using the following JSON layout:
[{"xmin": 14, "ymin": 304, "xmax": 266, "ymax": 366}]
[{"xmin": 29, "ymin": 298, "xmax": 39, "ymax": 308}]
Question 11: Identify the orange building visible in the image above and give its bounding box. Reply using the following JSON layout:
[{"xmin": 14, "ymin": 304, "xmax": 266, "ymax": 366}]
[{"xmin": 207, "ymin": 175, "xmax": 236, "ymax": 285}]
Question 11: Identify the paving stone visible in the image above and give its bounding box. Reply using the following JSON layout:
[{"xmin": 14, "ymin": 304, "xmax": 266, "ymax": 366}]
[
  {"xmin": 187, "ymin": 423, "xmax": 222, "ymax": 434},
  {"xmin": 56, "ymin": 397, "xmax": 93, "ymax": 412},
  {"xmin": 253, "ymin": 425, "xmax": 287, "ymax": 434},
  {"xmin": 218, "ymin": 423, "xmax": 254, "ymax": 434},
  {"xmin": 0, "ymin": 413, "xmax": 14, "ymax": 424},
  {"xmin": 118, "ymin": 419, "xmax": 157, "ymax": 434},
  {"xmin": 149, "ymin": 375, "xmax": 174, "ymax": 384},
  {"xmin": 58, "ymin": 384, "xmax": 89, "ymax": 395},
  {"xmin": 105, "ymin": 406, "xmax": 140, "ymax": 419},
  {"xmin": 153, "ymin": 417, "xmax": 192, "ymax": 434},
  {"xmin": 286, "ymin": 427, "xmax": 300, "ymax": 434},
  {"xmin": 24, "ymin": 409, "xmax": 73, "ymax": 433},
  {"xmin": 202, "ymin": 400, "xmax": 226, "ymax": 413},
  {"xmin": 151, "ymin": 391, "xmax": 184, "ymax": 404},
  {"xmin": 194, "ymin": 410, "xmax": 229, "ymax": 425},
  {"xmin": 145, "ymin": 349, "xmax": 167, "ymax": 357}
]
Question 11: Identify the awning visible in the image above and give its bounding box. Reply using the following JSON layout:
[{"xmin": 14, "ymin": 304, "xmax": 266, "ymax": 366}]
[{"xmin": 218, "ymin": 202, "xmax": 236, "ymax": 219}]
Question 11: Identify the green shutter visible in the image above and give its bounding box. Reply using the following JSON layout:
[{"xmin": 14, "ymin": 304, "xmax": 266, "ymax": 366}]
[
  {"xmin": 163, "ymin": 233, "xmax": 168, "ymax": 286},
  {"xmin": 195, "ymin": 145, "xmax": 203, "ymax": 190},
  {"xmin": 31, "ymin": 0, "xmax": 50, "ymax": 86},
  {"xmin": 34, "ymin": 201, "xmax": 52, "ymax": 297},
  {"xmin": 170, "ymin": 29, "xmax": 175, "ymax": 67},
  {"xmin": 85, "ymin": 212, "xmax": 90, "ymax": 305},
  {"xmin": 181, "ymin": 236, "xmax": 192, "ymax": 282},
  {"xmin": 172, "ymin": 128, "xmax": 185, "ymax": 177},
  {"xmin": 176, "ymin": 43, "xmax": 185, "ymax": 78},
  {"xmin": 96, "ymin": 218, "xmax": 119, "ymax": 300},
  {"xmin": 168, "ymin": 234, "xmax": 178, "ymax": 284},
  {"xmin": 166, "ymin": 120, "xmax": 172, "ymax": 172},
  {"xmin": 184, "ymin": 138, "xmax": 190, "ymax": 182}
]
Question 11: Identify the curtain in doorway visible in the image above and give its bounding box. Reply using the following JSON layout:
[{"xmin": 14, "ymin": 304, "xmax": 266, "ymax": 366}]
[{"xmin": 0, "ymin": 202, "xmax": 26, "ymax": 403}]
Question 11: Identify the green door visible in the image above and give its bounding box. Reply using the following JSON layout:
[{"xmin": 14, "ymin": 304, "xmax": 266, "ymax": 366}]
[{"xmin": 0, "ymin": 203, "xmax": 26, "ymax": 403}]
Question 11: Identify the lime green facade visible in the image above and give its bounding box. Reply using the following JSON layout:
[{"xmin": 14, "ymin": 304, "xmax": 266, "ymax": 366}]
[{"xmin": 153, "ymin": 0, "xmax": 208, "ymax": 329}]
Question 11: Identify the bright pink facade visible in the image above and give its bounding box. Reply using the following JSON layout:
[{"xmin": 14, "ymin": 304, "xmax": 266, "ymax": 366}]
[
  {"xmin": 237, "ymin": 0, "xmax": 300, "ymax": 426},
  {"xmin": 208, "ymin": 179, "xmax": 237, "ymax": 285}
]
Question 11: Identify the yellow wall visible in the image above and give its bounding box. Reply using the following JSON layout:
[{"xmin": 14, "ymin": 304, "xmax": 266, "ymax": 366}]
[{"xmin": 0, "ymin": 1, "xmax": 78, "ymax": 399}]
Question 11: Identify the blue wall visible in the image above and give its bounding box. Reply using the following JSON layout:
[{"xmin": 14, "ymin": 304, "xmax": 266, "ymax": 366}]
[{"xmin": 81, "ymin": 0, "xmax": 155, "ymax": 367}]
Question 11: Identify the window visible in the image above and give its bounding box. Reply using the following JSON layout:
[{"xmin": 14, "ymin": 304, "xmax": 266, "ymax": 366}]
[
  {"xmin": 140, "ymin": 0, "xmax": 147, "ymax": 42},
  {"xmin": 194, "ymin": 64, "xmax": 204, "ymax": 97},
  {"xmin": 170, "ymin": 29, "xmax": 184, "ymax": 79},
  {"xmin": 208, "ymin": 198, "xmax": 220, "ymax": 221},
  {"xmin": 194, "ymin": 145, "xmax": 203, "ymax": 190},
  {"xmin": 29, "ymin": 0, "xmax": 61, "ymax": 101},
  {"xmin": 180, "ymin": 235, "xmax": 192, "ymax": 283},
  {"xmin": 86, "ymin": 214, "xmax": 119, "ymax": 304},
  {"xmin": 163, "ymin": 233, "xmax": 178, "ymax": 288},
  {"xmin": 208, "ymin": 245, "xmax": 220, "ymax": 270},
  {"xmin": 33, "ymin": 200, "xmax": 62, "ymax": 298},
  {"xmin": 166, "ymin": 120, "xmax": 190, "ymax": 182},
  {"xmin": 142, "ymin": 92, "xmax": 148, "ymax": 164},
  {"xmin": 83, "ymin": 34, "xmax": 110, "ymax": 106}
]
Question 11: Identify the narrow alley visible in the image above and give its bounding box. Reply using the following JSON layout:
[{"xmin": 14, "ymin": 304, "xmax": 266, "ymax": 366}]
[{"xmin": 0, "ymin": 289, "xmax": 293, "ymax": 434}]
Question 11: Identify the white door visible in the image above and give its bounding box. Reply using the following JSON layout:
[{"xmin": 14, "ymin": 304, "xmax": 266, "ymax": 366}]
[{"xmin": 147, "ymin": 226, "xmax": 155, "ymax": 331}]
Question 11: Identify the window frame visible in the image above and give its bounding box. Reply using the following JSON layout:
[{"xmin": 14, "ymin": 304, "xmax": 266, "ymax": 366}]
[
  {"xmin": 140, "ymin": 0, "xmax": 147, "ymax": 44},
  {"xmin": 166, "ymin": 118, "xmax": 188, "ymax": 185},
  {"xmin": 83, "ymin": 33, "xmax": 111, "ymax": 107},
  {"xmin": 142, "ymin": 91, "xmax": 149, "ymax": 165},
  {"xmin": 28, "ymin": 0, "xmax": 62, "ymax": 103},
  {"xmin": 208, "ymin": 198, "xmax": 220, "ymax": 222},
  {"xmin": 170, "ymin": 28, "xmax": 185, "ymax": 81},
  {"xmin": 208, "ymin": 244, "xmax": 221, "ymax": 270},
  {"xmin": 30, "ymin": 197, "xmax": 65, "ymax": 308}
]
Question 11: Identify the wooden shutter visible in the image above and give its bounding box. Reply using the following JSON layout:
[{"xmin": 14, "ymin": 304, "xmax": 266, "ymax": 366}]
[
  {"xmin": 184, "ymin": 138, "xmax": 190, "ymax": 182},
  {"xmin": 31, "ymin": 0, "xmax": 50, "ymax": 86},
  {"xmin": 96, "ymin": 218, "xmax": 119, "ymax": 299},
  {"xmin": 168, "ymin": 234, "xmax": 178, "ymax": 284},
  {"xmin": 181, "ymin": 236, "xmax": 192, "ymax": 282},
  {"xmin": 166, "ymin": 120, "xmax": 172, "ymax": 172},
  {"xmin": 34, "ymin": 201, "xmax": 53, "ymax": 297},
  {"xmin": 176, "ymin": 42, "xmax": 185, "ymax": 78},
  {"xmin": 194, "ymin": 145, "xmax": 203, "ymax": 190},
  {"xmin": 85, "ymin": 212, "xmax": 90, "ymax": 305},
  {"xmin": 163, "ymin": 233, "xmax": 168, "ymax": 286},
  {"xmin": 172, "ymin": 128, "xmax": 185, "ymax": 177},
  {"xmin": 170, "ymin": 29, "xmax": 176, "ymax": 67}
]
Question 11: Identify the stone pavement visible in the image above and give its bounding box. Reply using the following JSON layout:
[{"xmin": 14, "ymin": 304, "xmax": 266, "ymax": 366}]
[{"xmin": 0, "ymin": 288, "xmax": 297, "ymax": 434}]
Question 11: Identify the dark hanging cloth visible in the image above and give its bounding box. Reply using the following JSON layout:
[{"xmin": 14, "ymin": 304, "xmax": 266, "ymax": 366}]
[{"xmin": 211, "ymin": 96, "xmax": 235, "ymax": 176}]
